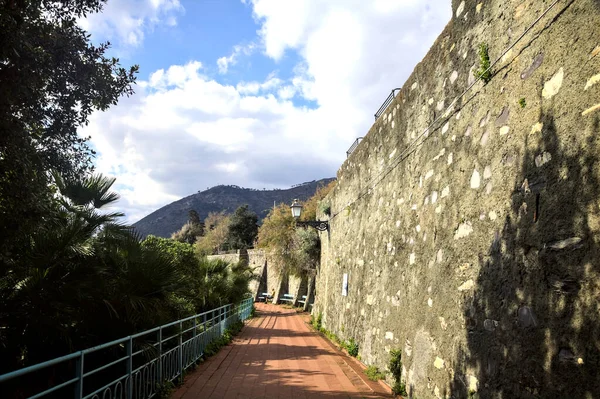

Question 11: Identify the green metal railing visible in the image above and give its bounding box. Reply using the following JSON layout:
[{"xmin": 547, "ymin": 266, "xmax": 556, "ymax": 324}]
[{"xmin": 0, "ymin": 298, "xmax": 254, "ymax": 399}]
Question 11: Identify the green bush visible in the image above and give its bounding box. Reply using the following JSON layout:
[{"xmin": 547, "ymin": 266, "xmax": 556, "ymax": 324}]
[
  {"xmin": 155, "ymin": 380, "xmax": 175, "ymax": 399},
  {"xmin": 202, "ymin": 320, "xmax": 244, "ymax": 358},
  {"xmin": 345, "ymin": 338, "xmax": 359, "ymax": 357},
  {"xmin": 389, "ymin": 349, "xmax": 405, "ymax": 394},
  {"xmin": 389, "ymin": 349, "xmax": 402, "ymax": 381},
  {"xmin": 392, "ymin": 381, "xmax": 407, "ymax": 396},
  {"xmin": 364, "ymin": 365, "xmax": 386, "ymax": 381}
]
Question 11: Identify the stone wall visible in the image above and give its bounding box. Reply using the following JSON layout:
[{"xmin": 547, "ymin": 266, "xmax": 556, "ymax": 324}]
[
  {"xmin": 314, "ymin": 1, "xmax": 600, "ymax": 397},
  {"xmin": 208, "ymin": 249, "xmax": 308, "ymax": 302},
  {"xmin": 246, "ymin": 249, "xmax": 266, "ymax": 297}
]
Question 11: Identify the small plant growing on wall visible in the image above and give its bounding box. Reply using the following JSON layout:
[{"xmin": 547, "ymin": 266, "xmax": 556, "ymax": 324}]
[
  {"xmin": 518, "ymin": 98, "xmax": 527, "ymax": 108},
  {"xmin": 319, "ymin": 202, "xmax": 331, "ymax": 216},
  {"xmin": 345, "ymin": 205, "xmax": 351, "ymax": 216},
  {"xmin": 474, "ymin": 43, "xmax": 492, "ymax": 83},
  {"xmin": 389, "ymin": 349, "xmax": 407, "ymax": 395}
]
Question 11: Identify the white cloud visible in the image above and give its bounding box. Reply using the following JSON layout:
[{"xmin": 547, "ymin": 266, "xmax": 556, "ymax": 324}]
[
  {"xmin": 217, "ymin": 43, "xmax": 257, "ymax": 74},
  {"xmin": 277, "ymin": 86, "xmax": 296, "ymax": 100},
  {"xmin": 79, "ymin": 0, "xmax": 183, "ymax": 47},
  {"xmin": 84, "ymin": 1, "xmax": 450, "ymax": 223},
  {"xmin": 236, "ymin": 76, "xmax": 282, "ymax": 95},
  {"xmin": 84, "ymin": 62, "xmax": 341, "ymax": 222},
  {"xmin": 249, "ymin": 0, "xmax": 450, "ymax": 121}
]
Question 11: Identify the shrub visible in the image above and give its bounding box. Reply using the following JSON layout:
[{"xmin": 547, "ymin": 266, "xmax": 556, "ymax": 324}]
[
  {"xmin": 202, "ymin": 320, "xmax": 244, "ymax": 358},
  {"xmin": 155, "ymin": 380, "xmax": 175, "ymax": 399},
  {"xmin": 392, "ymin": 381, "xmax": 408, "ymax": 396},
  {"xmin": 389, "ymin": 349, "xmax": 402, "ymax": 381},
  {"xmin": 389, "ymin": 349, "xmax": 406, "ymax": 395},
  {"xmin": 364, "ymin": 365, "xmax": 386, "ymax": 381},
  {"xmin": 345, "ymin": 338, "xmax": 359, "ymax": 357}
]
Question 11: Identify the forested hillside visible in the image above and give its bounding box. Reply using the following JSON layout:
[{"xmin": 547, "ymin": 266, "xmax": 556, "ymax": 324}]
[{"xmin": 133, "ymin": 178, "xmax": 335, "ymax": 238}]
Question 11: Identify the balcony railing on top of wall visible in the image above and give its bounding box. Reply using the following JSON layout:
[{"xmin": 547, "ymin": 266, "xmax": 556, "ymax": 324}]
[
  {"xmin": 374, "ymin": 88, "xmax": 401, "ymax": 120},
  {"xmin": 0, "ymin": 297, "xmax": 254, "ymax": 399}
]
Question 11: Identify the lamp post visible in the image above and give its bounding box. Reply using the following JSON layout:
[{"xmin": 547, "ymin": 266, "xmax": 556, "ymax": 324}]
[{"xmin": 290, "ymin": 199, "xmax": 329, "ymax": 231}]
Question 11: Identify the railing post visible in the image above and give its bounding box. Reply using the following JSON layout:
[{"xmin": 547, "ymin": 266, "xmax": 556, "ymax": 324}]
[
  {"xmin": 126, "ymin": 336, "xmax": 133, "ymax": 399},
  {"xmin": 158, "ymin": 327, "xmax": 163, "ymax": 386},
  {"xmin": 193, "ymin": 317, "xmax": 198, "ymax": 360},
  {"xmin": 217, "ymin": 308, "xmax": 221, "ymax": 335},
  {"xmin": 178, "ymin": 321, "xmax": 183, "ymax": 383},
  {"xmin": 74, "ymin": 352, "xmax": 84, "ymax": 399},
  {"xmin": 202, "ymin": 313, "xmax": 207, "ymax": 354}
]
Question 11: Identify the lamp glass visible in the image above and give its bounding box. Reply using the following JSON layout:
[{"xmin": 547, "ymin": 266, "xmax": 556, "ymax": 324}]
[{"xmin": 290, "ymin": 199, "xmax": 302, "ymax": 219}]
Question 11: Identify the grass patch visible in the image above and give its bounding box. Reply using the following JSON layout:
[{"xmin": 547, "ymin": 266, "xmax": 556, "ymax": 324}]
[
  {"xmin": 311, "ymin": 312, "xmax": 323, "ymax": 330},
  {"xmin": 309, "ymin": 315, "xmax": 359, "ymax": 358},
  {"xmin": 364, "ymin": 365, "xmax": 386, "ymax": 381}
]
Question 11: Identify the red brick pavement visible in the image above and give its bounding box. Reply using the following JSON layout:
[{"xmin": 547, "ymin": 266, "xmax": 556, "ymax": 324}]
[{"xmin": 172, "ymin": 303, "xmax": 391, "ymax": 399}]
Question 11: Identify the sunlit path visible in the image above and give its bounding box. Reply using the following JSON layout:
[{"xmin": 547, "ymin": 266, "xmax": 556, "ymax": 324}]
[{"xmin": 173, "ymin": 304, "xmax": 391, "ymax": 399}]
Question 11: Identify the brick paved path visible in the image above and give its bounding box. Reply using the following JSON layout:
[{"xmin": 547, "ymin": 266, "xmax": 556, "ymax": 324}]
[{"xmin": 173, "ymin": 303, "xmax": 391, "ymax": 399}]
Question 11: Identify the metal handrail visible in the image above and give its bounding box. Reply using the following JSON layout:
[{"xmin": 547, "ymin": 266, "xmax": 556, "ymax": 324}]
[
  {"xmin": 0, "ymin": 298, "xmax": 254, "ymax": 399},
  {"xmin": 374, "ymin": 88, "xmax": 401, "ymax": 120},
  {"xmin": 346, "ymin": 137, "xmax": 364, "ymax": 158}
]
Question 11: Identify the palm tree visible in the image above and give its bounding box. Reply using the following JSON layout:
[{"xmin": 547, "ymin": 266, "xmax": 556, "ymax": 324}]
[{"xmin": 0, "ymin": 173, "xmax": 184, "ymax": 372}]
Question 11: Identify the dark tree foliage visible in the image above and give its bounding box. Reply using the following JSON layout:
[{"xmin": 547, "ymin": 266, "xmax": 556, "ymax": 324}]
[
  {"xmin": 172, "ymin": 210, "xmax": 205, "ymax": 244},
  {"xmin": 0, "ymin": 0, "xmax": 138, "ymax": 260},
  {"xmin": 188, "ymin": 209, "xmax": 201, "ymax": 225},
  {"xmin": 226, "ymin": 205, "xmax": 258, "ymax": 250}
]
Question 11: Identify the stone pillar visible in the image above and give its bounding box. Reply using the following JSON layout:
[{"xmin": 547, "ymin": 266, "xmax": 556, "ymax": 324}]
[
  {"xmin": 303, "ymin": 275, "xmax": 315, "ymax": 312},
  {"xmin": 273, "ymin": 272, "xmax": 287, "ymax": 304},
  {"xmin": 253, "ymin": 257, "xmax": 267, "ymax": 302}
]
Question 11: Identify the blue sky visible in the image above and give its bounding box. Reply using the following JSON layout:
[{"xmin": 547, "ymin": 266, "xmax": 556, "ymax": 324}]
[
  {"xmin": 134, "ymin": 2, "xmax": 299, "ymax": 88},
  {"xmin": 79, "ymin": 0, "xmax": 451, "ymax": 222}
]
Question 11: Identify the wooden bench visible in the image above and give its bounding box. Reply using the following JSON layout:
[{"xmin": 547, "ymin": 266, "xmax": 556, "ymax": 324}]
[
  {"xmin": 257, "ymin": 292, "xmax": 272, "ymax": 302},
  {"xmin": 279, "ymin": 293, "xmax": 295, "ymax": 303},
  {"xmin": 297, "ymin": 295, "xmax": 307, "ymax": 305}
]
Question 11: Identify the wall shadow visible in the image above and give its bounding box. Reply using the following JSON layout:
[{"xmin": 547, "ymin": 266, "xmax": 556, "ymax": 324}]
[{"xmin": 450, "ymin": 111, "xmax": 600, "ymax": 397}]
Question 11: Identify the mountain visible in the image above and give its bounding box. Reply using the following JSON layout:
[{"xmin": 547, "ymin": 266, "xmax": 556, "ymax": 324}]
[{"xmin": 132, "ymin": 178, "xmax": 336, "ymax": 238}]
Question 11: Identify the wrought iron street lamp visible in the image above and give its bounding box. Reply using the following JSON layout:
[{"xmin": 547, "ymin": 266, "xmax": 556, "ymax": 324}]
[{"xmin": 290, "ymin": 199, "xmax": 329, "ymax": 231}]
